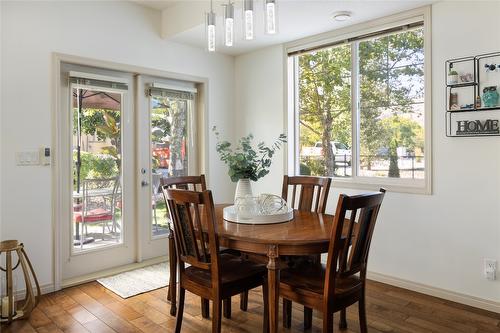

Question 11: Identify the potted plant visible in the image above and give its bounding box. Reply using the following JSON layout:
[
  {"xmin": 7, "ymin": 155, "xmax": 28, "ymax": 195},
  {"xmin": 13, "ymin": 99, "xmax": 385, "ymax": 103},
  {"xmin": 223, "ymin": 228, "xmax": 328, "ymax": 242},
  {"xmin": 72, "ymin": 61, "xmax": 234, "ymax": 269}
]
[
  {"xmin": 213, "ymin": 127, "xmax": 286, "ymax": 201},
  {"xmin": 448, "ymin": 69, "xmax": 459, "ymax": 84}
]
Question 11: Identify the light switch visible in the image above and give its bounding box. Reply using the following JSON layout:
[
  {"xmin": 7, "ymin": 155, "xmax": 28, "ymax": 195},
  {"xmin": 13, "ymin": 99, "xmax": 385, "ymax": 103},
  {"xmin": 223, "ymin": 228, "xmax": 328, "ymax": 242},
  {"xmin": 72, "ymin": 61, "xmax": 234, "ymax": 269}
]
[{"xmin": 16, "ymin": 151, "xmax": 40, "ymax": 166}]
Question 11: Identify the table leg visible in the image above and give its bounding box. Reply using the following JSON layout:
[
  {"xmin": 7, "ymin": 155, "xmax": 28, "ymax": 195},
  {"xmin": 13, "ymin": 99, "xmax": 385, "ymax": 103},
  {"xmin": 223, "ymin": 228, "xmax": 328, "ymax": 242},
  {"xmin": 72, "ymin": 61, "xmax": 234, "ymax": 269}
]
[{"xmin": 267, "ymin": 245, "xmax": 279, "ymax": 333}]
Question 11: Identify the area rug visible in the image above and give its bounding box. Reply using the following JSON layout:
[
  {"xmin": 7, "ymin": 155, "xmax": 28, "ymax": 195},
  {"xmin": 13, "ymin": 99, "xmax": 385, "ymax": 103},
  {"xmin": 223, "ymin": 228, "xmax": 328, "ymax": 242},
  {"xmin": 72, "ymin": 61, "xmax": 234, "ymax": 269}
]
[{"xmin": 97, "ymin": 262, "xmax": 170, "ymax": 298}]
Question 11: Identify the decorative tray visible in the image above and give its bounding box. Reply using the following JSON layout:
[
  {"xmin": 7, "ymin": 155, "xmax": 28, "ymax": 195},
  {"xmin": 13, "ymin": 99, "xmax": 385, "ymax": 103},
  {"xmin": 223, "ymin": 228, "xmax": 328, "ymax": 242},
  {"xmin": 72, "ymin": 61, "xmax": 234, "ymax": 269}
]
[{"xmin": 223, "ymin": 205, "xmax": 294, "ymax": 225}]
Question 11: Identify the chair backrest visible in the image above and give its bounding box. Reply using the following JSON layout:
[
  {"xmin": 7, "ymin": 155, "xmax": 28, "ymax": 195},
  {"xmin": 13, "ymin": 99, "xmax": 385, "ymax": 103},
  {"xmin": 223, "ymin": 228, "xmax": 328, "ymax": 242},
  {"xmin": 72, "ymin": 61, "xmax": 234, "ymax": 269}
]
[
  {"xmin": 163, "ymin": 188, "xmax": 220, "ymax": 286},
  {"xmin": 161, "ymin": 175, "xmax": 207, "ymax": 191},
  {"xmin": 82, "ymin": 177, "xmax": 119, "ymax": 215},
  {"xmin": 281, "ymin": 175, "xmax": 332, "ymax": 213},
  {"xmin": 324, "ymin": 188, "xmax": 386, "ymax": 301}
]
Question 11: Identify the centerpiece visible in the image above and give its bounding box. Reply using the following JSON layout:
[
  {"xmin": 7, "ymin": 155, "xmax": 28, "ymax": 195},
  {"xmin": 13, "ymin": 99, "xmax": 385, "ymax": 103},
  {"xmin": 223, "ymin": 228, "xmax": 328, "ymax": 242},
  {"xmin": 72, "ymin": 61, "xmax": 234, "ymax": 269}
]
[{"xmin": 213, "ymin": 127, "xmax": 286, "ymax": 201}]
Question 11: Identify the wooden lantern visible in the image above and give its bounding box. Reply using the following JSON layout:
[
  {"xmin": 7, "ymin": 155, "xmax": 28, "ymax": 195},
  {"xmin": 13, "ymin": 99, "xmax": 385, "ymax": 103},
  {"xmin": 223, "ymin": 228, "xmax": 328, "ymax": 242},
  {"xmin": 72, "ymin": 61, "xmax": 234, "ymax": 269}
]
[{"xmin": 0, "ymin": 240, "xmax": 40, "ymax": 324}]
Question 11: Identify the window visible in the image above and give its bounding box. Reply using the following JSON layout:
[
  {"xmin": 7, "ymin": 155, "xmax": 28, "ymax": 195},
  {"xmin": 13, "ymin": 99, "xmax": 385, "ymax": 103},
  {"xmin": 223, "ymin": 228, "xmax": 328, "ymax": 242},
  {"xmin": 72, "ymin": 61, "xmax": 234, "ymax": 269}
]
[{"xmin": 288, "ymin": 14, "xmax": 430, "ymax": 193}]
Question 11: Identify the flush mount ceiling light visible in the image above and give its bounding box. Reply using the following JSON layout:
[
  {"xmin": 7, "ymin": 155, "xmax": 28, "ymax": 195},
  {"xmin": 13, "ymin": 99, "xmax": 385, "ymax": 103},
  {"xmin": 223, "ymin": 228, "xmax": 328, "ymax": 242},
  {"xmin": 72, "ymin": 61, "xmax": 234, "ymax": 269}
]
[
  {"xmin": 206, "ymin": 0, "xmax": 279, "ymax": 52},
  {"xmin": 332, "ymin": 11, "xmax": 352, "ymax": 22}
]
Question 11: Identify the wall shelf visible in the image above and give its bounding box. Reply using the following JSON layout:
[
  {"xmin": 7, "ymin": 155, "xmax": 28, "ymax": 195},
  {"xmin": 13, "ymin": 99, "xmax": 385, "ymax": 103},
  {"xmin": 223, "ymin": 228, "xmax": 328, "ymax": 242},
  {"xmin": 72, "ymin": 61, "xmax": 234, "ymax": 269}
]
[{"xmin": 445, "ymin": 52, "xmax": 500, "ymax": 137}]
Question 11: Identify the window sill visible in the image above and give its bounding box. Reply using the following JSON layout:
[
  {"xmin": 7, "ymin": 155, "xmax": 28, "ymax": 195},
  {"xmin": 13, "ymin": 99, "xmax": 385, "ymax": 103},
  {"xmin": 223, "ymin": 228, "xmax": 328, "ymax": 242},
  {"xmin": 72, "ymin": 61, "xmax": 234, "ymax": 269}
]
[{"xmin": 331, "ymin": 177, "xmax": 431, "ymax": 195}]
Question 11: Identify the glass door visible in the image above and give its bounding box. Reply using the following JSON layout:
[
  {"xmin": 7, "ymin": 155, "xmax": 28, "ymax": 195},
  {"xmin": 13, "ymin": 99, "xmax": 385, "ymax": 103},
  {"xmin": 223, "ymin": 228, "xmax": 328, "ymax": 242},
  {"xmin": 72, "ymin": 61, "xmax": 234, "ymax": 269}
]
[
  {"xmin": 137, "ymin": 76, "xmax": 198, "ymax": 260},
  {"xmin": 60, "ymin": 67, "xmax": 136, "ymax": 281}
]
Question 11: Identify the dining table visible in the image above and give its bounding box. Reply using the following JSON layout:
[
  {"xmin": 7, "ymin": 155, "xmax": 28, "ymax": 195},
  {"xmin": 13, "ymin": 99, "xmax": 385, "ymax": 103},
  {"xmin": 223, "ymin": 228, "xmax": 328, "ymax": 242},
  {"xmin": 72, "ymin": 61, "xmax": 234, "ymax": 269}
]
[{"xmin": 207, "ymin": 204, "xmax": 354, "ymax": 333}]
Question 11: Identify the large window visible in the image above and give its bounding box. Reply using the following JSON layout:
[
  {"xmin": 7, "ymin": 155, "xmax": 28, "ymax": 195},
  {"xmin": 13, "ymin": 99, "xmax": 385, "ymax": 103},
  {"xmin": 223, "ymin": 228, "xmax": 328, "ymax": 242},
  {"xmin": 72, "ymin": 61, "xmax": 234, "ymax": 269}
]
[{"xmin": 289, "ymin": 18, "xmax": 429, "ymax": 192}]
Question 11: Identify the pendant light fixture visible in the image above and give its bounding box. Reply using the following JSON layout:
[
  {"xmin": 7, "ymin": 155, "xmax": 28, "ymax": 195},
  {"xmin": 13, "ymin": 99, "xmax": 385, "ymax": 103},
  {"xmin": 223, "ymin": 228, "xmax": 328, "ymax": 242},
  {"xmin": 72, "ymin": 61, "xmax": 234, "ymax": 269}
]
[
  {"xmin": 243, "ymin": 0, "xmax": 254, "ymax": 40},
  {"xmin": 264, "ymin": 0, "xmax": 277, "ymax": 34},
  {"xmin": 206, "ymin": 0, "xmax": 216, "ymax": 52},
  {"xmin": 205, "ymin": 0, "xmax": 280, "ymax": 51},
  {"xmin": 223, "ymin": 2, "xmax": 234, "ymax": 47}
]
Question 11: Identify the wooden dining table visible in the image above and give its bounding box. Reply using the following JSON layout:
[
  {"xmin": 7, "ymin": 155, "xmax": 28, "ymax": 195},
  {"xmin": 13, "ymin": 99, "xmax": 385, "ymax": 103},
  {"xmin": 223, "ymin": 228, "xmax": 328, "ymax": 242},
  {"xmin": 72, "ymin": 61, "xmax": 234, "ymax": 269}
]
[{"xmin": 210, "ymin": 204, "xmax": 348, "ymax": 333}]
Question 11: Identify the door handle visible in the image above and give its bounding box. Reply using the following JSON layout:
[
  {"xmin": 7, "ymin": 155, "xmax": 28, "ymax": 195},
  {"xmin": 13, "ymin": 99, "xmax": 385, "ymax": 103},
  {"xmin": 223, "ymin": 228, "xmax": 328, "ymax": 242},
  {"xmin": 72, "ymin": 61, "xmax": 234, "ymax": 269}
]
[{"xmin": 141, "ymin": 180, "xmax": 149, "ymax": 187}]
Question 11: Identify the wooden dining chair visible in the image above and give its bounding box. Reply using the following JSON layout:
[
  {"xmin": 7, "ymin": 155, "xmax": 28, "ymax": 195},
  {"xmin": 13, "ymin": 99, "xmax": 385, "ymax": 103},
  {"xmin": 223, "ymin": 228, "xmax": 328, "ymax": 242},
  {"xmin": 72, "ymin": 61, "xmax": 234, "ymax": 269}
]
[
  {"xmin": 164, "ymin": 188, "xmax": 269, "ymax": 333},
  {"xmin": 281, "ymin": 175, "xmax": 332, "ymax": 328},
  {"xmin": 281, "ymin": 188, "xmax": 386, "ymax": 333},
  {"xmin": 161, "ymin": 175, "xmax": 207, "ymax": 317},
  {"xmin": 282, "ymin": 175, "xmax": 332, "ymax": 214},
  {"xmin": 162, "ymin": 175, "xmax": 245, "ymax": 319}
]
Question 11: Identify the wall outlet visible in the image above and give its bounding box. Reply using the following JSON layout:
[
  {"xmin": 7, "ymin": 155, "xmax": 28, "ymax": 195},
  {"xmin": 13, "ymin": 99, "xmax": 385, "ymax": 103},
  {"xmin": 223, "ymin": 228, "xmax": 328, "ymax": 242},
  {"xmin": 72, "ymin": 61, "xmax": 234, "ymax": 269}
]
[{"xmin": 484, "ymin": 259, "xmax": 497, "ymax": 280}]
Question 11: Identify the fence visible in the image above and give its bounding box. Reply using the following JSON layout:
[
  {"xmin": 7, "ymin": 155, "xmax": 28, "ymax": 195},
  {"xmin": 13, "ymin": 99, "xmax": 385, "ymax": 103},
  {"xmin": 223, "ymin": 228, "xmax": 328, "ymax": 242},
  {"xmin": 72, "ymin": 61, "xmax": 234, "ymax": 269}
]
[{"xmin": 300, "ymin": 155, "xmax": 425, "ymax": 179}]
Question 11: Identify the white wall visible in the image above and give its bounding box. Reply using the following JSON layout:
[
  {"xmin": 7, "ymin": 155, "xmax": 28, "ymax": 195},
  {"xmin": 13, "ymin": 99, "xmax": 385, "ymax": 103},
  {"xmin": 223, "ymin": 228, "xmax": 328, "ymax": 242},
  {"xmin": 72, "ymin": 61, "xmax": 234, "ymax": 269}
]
[
  {"xmin": 0, "ymin": 1, "xmax": 235, "ymax": 289},
  {"xmin": 234, "ymin": 45, "xmax": 285, "ymax": 196},
  {"xmin": 234, "ymin": 1, "xmax": 500, "ymax": 306}
]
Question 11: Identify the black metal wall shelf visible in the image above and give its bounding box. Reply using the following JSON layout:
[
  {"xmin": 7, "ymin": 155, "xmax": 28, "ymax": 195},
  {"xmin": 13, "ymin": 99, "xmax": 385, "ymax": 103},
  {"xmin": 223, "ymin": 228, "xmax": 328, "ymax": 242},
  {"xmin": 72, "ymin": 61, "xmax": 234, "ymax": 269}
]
[{"xmin": 445, "ymin": 52, "xmax": 500, "ymax": 137}]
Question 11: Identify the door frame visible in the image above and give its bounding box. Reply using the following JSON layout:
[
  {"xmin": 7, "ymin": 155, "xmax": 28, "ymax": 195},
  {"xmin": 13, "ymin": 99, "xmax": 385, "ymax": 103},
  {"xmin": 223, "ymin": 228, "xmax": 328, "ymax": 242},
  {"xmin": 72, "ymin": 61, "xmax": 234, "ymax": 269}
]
[{"xmin": 52, "ymin": 53, "xmax": 209, "ymax": 290}]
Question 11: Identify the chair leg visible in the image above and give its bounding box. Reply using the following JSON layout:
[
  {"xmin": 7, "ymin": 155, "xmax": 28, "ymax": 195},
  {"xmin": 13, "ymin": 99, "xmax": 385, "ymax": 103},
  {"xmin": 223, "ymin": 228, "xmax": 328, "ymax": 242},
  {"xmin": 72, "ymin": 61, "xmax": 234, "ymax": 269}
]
[
  {"xmin": 359, "ymin": 291, "xmax": 368, "ymax": 333},
  {"xmin": 262, "ymin": 283, "xmax": 269, "ymax": 333},
  {"xmin": 174, "ymin": 287, "xmax": 185, "ymax": 333},
  {"xmin": 304, "ymin": 306, "xmax": 313, "ymax": 330},
  {"xmin": 212, "ymin": 298, "xmax": 222, "ymax": 333},
  {"xmin": 201, "ymin": 298, "xmax": 210, "ymax": 319},
  {"xmin": 223, "ymin": 298, "xmax": 231, "ymax": 319},
  {"xmin": 240, "ymin": 291, "xmax": 248, "ymax": 311},
  {"xmin": 168, "ymin": 236, "xmax": 177, "ymax": 316},
  {"xmin": 322, "ymin": 311, "xmax": 333, "ymax": 333},
  {"xmin": 339, "ymin": 308, "xmax": 347, "ymax": 330},
  {"xmin": 283, "ymin": 299, "xmax": 292, "ymax": 328}
]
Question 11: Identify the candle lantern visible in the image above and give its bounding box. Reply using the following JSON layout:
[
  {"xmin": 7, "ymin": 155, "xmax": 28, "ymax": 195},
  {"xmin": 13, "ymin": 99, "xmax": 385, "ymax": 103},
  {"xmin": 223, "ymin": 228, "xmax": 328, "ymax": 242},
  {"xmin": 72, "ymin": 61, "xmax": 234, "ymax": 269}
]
[{"xmin": 0, "ymin": 240, "xmax": 40, "ymax": 324}]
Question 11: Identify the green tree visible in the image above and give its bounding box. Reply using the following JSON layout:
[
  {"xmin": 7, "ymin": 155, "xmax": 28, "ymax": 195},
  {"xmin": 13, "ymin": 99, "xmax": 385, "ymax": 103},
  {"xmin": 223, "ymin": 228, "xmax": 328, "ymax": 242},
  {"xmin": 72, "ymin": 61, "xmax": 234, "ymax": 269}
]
[
  {"xmin": 297, "ymin": 27, "xmax": 424, "ymax": 178},
  {"xmin": 298, "ymin": 44, "xmax": 352, "ymax": 176}
]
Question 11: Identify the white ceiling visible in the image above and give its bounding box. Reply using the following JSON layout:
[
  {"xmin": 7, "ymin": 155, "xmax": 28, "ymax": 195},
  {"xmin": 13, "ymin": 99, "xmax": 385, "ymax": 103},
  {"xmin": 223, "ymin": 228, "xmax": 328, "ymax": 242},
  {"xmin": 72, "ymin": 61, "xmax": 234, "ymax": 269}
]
[
  {"xmin": 136, "ymin": 0, "xmax": 434, "ymax": 55},
  {"xmin": 132, "ymin": 0, "xmax": 184, "ymax": 10}
]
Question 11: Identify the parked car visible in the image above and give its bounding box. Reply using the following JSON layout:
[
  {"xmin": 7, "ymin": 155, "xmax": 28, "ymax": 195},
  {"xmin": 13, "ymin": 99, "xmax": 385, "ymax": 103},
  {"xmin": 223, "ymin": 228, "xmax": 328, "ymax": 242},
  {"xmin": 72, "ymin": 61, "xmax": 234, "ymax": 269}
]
[{"xmin": 302, "ymin": 141, "xmax": 352, "ymax": 165}]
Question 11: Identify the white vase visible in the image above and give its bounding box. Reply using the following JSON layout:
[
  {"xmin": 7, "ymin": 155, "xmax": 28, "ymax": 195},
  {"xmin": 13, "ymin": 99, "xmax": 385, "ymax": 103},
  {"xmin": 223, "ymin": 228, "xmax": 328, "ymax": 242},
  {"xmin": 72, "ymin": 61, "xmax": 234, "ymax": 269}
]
[{"xmin": 234, "ymin": 178, "xmax": 253, "ymax": 201}]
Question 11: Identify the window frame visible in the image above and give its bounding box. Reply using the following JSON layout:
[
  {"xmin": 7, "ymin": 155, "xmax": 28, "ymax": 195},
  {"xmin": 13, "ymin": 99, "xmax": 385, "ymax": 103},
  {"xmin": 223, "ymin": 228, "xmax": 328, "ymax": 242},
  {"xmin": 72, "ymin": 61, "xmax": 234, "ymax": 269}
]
[{"xmin": 285, "ymin": 6, "xmax": 432, "ymax": 194}]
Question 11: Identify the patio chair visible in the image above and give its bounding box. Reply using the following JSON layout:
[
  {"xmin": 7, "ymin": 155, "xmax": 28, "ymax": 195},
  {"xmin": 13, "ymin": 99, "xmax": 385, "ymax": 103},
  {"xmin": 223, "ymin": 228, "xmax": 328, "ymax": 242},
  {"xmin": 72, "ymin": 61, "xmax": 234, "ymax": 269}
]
[{"xmin": 74, "ymin": 177, "xmax": 120, "ymax": 249}]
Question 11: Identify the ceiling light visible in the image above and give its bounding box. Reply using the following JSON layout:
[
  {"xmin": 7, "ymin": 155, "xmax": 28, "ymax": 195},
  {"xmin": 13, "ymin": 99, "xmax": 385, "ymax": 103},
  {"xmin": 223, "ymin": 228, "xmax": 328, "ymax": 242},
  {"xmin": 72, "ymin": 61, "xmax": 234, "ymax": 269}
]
[
  {"xmin": 206, "ymin": 0, "xmax": 216, "ymax": 52},
  {"xmin": 332, "ymin": 11, "xmax": 351, "ymax": 22},
  {"xmin": 243, "ymin": 0, "xmax": 255, "ymax": 40},
  {"xmin": 223, "ymin": 2, "xmax": 235, "ymax": 47},
  {"xmin": 265, "ymin": 0, "xmax": 278, "ymax": 34}
]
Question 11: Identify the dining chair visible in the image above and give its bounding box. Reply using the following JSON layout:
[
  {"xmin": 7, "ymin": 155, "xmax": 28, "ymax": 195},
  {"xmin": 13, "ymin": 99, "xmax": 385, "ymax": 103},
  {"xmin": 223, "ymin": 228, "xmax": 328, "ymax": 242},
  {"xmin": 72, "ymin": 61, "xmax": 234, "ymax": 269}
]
[
  {"xmin": 282, "ymin": 175, "xmax": 331, "ymax": 214},
  {"xmin": 161, "ymin": 175, "xmax": 207, "ymax": 317},
  {"xmin": 281, "ymin": 188, "xmax": 386, "ymax": 333},
  {"xmin": 281, "ymin": 175, "xmax": 332, "ymax": 328},
  {"xmin": 73, "ymin": 177, "xmax": 120, "ymax": 249},
  {"xmin": 164, "ymin": 188, "xmax": 269, "ymax": 333}
]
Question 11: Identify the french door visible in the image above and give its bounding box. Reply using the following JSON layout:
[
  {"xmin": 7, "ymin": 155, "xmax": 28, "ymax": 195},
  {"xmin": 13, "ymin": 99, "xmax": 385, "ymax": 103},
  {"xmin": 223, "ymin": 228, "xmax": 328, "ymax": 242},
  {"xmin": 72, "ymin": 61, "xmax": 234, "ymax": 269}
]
[
  {"xmin": 59, "ymin": 65, "xmax": 197, "ymax": 283},
  {"xmin": 136, "ymin": 75, "xmax": 198, "ymax": 260}
]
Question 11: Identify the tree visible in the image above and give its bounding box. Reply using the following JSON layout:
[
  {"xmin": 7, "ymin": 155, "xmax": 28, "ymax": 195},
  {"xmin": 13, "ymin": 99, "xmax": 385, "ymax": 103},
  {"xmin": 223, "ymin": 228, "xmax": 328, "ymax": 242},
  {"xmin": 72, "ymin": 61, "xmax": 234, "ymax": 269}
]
[
  {"xmin": 297, "ymin": 27, "xmax": 425, "ymax": 178},
  {"xmin": 298, "ymin": 44, "xmax": 352, "ymax": 176}
]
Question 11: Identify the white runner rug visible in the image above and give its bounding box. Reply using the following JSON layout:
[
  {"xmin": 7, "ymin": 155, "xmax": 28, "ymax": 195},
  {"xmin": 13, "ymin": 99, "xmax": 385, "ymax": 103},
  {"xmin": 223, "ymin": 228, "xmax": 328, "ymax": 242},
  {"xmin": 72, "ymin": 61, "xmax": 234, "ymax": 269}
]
[{"xmin": 97, "ymin": 262, "xmax": 170, "ymax": 298}]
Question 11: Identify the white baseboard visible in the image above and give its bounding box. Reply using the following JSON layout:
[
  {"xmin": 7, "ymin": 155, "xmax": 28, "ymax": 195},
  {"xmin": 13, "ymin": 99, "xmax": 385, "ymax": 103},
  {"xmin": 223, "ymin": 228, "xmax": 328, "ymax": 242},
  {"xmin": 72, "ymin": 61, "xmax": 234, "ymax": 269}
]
[
  {"xmin": 61, "ymin": 256, "xmax": 168, "ymax": 289},
  {"xmin": 367, "ymin": 271, "xmax": 500, "ymax": 314}
]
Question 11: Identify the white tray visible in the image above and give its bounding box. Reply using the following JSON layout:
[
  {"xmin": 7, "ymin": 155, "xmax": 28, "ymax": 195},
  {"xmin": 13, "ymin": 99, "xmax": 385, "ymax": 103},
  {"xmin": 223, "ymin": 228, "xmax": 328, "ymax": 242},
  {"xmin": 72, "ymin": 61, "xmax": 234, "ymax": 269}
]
[{"xmin": 223, "ymin": 205, "xmax": 294, "ymax": 225}]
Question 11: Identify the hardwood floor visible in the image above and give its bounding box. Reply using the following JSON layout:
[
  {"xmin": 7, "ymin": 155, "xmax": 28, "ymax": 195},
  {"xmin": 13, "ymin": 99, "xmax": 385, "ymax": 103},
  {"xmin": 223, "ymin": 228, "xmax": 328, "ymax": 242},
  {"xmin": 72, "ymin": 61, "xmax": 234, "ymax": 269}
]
[{"xmin": 1, "ymin": 280, "xmax": 499, "ymax": 332}]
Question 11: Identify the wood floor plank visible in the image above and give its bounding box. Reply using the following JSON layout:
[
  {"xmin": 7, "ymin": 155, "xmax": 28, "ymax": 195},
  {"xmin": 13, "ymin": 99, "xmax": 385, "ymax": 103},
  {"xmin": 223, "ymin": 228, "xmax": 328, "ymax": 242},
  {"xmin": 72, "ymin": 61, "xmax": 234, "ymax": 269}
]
[{"xmin": 2, "ymin": 279, "xmax": 499, "ymax": 333}]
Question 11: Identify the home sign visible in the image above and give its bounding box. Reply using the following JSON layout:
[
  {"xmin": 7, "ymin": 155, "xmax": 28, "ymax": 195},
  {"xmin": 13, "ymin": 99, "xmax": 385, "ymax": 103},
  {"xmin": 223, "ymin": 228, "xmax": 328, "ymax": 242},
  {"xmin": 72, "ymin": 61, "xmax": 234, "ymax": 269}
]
[{"xmin": 447, "ymin": 109, "xmax": 500, "ymax": 137}]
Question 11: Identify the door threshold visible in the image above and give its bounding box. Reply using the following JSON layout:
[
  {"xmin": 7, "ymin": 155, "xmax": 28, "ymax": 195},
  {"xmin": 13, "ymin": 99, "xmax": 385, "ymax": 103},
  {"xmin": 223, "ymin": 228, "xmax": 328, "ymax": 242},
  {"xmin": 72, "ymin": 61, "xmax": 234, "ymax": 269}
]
[{"xmin": 61, "ymin": 255, "xmax": 168, "ymax": 289}]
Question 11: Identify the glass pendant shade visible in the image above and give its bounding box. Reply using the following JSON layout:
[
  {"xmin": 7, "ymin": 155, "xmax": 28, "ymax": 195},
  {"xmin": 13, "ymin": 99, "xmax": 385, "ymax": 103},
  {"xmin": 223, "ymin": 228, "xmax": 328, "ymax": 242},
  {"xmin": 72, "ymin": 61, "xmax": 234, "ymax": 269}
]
[
  {"xmin": 224, "ymin": 2, "xmax": 234, "ymax": 47},
  {"xmin": 206, "ymin": 11, "xmax": 216, "ymax": 52},
  {"xmin": 265, "ymin": 0, "xmax": 277, "ymax": 34},
  {"xmin": 243, "ymin": 0, "xmax": 254, "ymax": 40}
]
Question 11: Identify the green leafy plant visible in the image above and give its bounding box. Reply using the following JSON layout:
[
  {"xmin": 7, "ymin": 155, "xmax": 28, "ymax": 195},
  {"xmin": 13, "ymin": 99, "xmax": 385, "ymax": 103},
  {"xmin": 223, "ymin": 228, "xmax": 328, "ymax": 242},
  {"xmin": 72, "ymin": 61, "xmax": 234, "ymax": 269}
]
[
  {"xmin": 73, "ymin": 151, "xmax": 119, "ymax": 189},
  {"xmin": 213, "ymin": 127, "xmax": 286, "ymax": 182},
  {"xmin": 449, "ymin": 70, "xmax": 458, "ymax": 75}
]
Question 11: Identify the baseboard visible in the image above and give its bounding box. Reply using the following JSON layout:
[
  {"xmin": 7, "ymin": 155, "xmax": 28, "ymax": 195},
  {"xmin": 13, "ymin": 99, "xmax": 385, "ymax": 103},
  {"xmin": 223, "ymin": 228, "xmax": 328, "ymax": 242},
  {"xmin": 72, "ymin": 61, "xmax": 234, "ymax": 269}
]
[
  {"xmin": 61, "ymin": 256, "xmax": 168, "ymax": 289},
  {"xmin": 14, "ymin": 283, "xmax": 55, "ymax": 299},
  {"xmin": 367, "ymin": 271, "xmax": 500, "ymax": 314}
]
